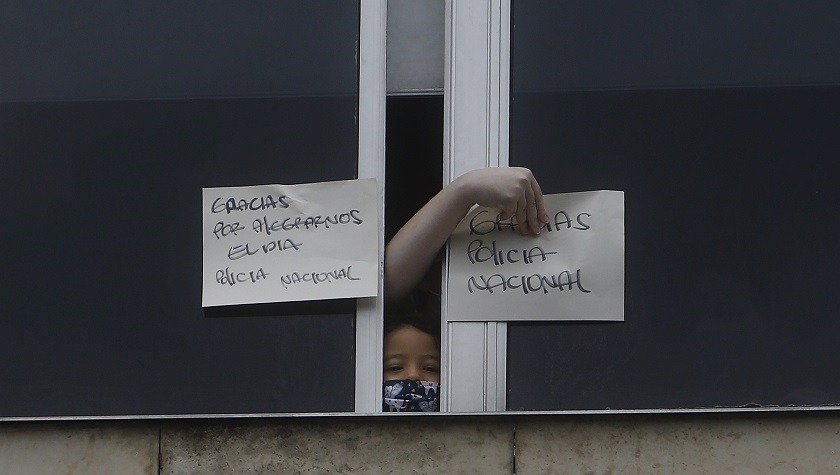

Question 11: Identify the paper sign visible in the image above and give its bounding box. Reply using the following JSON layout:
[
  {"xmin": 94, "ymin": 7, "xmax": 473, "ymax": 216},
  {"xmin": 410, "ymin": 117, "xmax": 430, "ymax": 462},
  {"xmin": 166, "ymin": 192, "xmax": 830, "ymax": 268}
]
[
  {"xmin": 202, "ymin": 178, "xmax": 379, "ymax": 307},
  {"xmin": 446, "ymin": 190, "xmax": 624, "ymax": 321}
]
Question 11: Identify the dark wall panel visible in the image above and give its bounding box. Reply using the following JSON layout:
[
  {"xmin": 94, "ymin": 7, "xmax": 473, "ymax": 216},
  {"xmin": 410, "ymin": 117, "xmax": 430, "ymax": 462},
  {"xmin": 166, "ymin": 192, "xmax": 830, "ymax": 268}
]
[
  {"xmin": 1, "ymin": 98, "xmax": 358, "ymax": 416},
  {"xmin": 512, "ymin": 1, "xmax": 840, "ymax": 92},
  {"xmin": 507, "ymin": 0, "xmax": 840, "ymax": 411},
  {"xmin": 0, "ymin": 1, "xmax": 359, "ymax": 417},
  {"xmin": 0, "ymin": 1, "xmax": 358, "ymax": 100}
]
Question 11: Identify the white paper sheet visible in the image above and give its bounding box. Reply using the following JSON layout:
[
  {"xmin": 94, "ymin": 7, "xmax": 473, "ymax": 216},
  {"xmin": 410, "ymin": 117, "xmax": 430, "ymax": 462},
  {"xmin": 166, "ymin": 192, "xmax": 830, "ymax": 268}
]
[
  {"xmin": 202, "ymin": 178, "xmax": 379, "ymax": 307},
  {"xmin": 446, "ymin": 190, "xmax": 624, "ymax": 321}
]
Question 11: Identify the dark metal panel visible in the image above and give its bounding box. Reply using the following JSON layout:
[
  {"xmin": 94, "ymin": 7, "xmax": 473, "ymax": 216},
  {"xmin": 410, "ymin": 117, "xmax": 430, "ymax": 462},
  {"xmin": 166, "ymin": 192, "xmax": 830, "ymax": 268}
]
[
  {"xmin": 512, "ymin": 1, "xmax": 840, "ymax": 92},
  {"xmin": 508, "ymin": 0, "xmax": 840, "ymax": 411},
  {"xmin": 0, "ymin": 1, "xmax": 358, "ymax": 100},
  {"xmin": 0, "ymin": 98, "xmax": 358, "ymax": 417},
  {"xmin": 0, "ymin": 1, "xmax": 360, "ymax": 417},
  {"xmin": 508, "ymin": 86, "xmax": 840, "ymax": 411}
]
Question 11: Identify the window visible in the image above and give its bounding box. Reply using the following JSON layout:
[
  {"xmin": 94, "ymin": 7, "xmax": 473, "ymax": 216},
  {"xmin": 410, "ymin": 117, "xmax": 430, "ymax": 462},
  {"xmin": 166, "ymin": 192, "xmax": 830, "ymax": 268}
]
[{"xmin": 0, "ymin": 0, "xmax": 383, "ymax": 418}]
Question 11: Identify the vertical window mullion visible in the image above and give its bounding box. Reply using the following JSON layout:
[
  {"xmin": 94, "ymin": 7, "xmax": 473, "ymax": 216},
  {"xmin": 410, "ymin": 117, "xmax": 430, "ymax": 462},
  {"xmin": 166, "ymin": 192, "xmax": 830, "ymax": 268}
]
[
  {"xmin": 442, "ymin": 0, "xmax": 510, "ymax": 412},
  {"xmin": 356, "ymin": 0, "xmax": 388, "ymax": 413}
]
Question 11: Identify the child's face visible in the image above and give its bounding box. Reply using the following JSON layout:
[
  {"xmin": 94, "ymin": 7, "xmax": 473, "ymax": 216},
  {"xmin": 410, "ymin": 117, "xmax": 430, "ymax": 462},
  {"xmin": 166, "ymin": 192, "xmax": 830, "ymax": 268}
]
[{"xmin": 383, "ymin": 324, "xmax": 440, "ymax": 383}]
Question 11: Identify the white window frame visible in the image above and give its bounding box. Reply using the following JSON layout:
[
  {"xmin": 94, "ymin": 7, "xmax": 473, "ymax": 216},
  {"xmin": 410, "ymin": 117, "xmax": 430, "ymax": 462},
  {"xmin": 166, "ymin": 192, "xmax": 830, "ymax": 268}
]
[
  {"xmin": 441, "ymin": 0, "xmax": 511, "ymax": 412},
  {"xmin": 358, "ymin": 0, "xmax": 513, "ymax": 414},
  {"xmin": 355, "ymin": 0, "xmax": 388, "ymax": 413}
]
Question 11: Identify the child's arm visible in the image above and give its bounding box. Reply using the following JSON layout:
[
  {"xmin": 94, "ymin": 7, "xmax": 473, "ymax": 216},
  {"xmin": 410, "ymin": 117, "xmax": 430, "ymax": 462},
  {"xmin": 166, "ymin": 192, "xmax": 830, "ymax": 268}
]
[{"xmin": 385, "ymin": 167, "xmax": 548, "ymax": 303}]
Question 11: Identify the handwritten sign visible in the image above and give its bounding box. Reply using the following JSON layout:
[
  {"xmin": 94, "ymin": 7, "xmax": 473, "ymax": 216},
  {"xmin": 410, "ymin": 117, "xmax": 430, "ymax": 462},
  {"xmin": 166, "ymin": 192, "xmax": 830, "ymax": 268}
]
[
  {"xmin": 446, "ymin": 190, "xmax": 624, "ymax": 321},
  {"xmin": 202, "ymin": 179, "xmax": 379, "ymax": 307}
]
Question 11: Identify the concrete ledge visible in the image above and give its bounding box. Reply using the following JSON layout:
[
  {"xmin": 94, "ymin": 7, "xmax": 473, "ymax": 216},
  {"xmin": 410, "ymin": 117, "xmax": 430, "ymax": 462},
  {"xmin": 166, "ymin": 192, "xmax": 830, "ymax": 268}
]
[
  {"xmin": 514, "ymin": 412, "xmax": 840, "ymax": 474},
  {"xmin": 3, "ymin": 412, "xmax": 840, "ymax": 474},
  {"xmin": 160, "ymin": 417, "xmax": 513, "ymax": 474},
  {"xmin": 0, "ymin": 423, "xmax": 158, "ymax": 475}
]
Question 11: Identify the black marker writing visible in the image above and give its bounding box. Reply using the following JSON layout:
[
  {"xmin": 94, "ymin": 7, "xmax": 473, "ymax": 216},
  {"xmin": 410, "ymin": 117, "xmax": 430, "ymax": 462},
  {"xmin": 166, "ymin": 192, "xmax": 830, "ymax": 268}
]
[
  {"xmin": 252, "ymin": 210, "xmax": 363, "ymax": 235},
  {"xmin": 228, "ymin": 238, "xmax": 303, "ymax": 260},
  {"xmin": 469, "ymin": 209, "xmax": 590, "ymax": 235},
  {"xmin": 278, "ymin": 265, "xmax": 360, "ymax": 289},
  {"xmin": 213, "ymin": 221, "xmax": 245, "ymax": 239},
  {"xmin": 466, "ymin": 239, "xmax": 557, "ymax": 266},
  {"xmin": 211, "ymin": 194, "xmax": 290, "ymax": 214},
  {"xmin": 547, "ymin": 211, "xmax": 590, "ymax": 232},
  {"xmin": 467, "ymin": 269, "xmax": 591, "ymax": 295},
  {"xmin": 216, "ymin": 267, "xmax": 270, "ymax": 286}
]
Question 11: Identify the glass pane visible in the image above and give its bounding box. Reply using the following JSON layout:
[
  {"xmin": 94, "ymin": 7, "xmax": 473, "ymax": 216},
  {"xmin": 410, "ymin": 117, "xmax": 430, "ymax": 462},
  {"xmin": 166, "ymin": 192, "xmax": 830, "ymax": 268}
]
[
  {"xmin": 1, "ymin": 1, "xmax": 357, "ymax": 101},
  {"xmin": 512, "ymin": 1, "xmax": 840, "ymax": 92},
  {"xmin": 507, "ymin": 0, "xmax": 840, "ymax": 411},
  {"xmin": 0, "ymin": 1, "xmax": 359, "ymax": 417}
]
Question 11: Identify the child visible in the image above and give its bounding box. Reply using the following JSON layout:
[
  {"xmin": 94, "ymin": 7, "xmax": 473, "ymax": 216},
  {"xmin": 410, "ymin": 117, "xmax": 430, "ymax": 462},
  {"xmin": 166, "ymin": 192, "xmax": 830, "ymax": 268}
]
[
  {"xmin": 382, "ymin": 295, "xmax": 441, "ymax": 412},
  {"xmin": 382, "ymin": 167, "xmax": 547, "ymax": 412}
]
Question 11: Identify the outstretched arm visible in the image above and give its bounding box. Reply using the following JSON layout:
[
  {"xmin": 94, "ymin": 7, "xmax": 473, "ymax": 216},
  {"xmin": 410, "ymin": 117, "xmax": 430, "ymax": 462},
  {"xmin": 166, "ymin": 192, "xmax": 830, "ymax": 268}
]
[{"xmin": 384, "ymin": 167, "xmax": 548, "ymax": 303}]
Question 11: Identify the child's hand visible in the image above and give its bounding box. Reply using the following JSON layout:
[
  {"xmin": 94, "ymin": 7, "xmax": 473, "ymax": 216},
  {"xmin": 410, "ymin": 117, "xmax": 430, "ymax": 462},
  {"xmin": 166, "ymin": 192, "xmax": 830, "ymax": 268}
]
[
  {"xmin": 385, "ymin": 166, "xmax": 549, "ymax": 302},
  {"xmin": 453, "ymin": 167, "xmax": 549, "ymax": 235}
]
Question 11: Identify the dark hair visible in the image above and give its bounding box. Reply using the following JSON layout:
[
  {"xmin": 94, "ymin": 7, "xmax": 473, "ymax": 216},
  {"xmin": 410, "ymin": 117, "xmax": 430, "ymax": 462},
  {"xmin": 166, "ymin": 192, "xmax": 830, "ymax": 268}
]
[{"xmin": 385, "ymin": 289, "xmax": 441, "ymax": 350}]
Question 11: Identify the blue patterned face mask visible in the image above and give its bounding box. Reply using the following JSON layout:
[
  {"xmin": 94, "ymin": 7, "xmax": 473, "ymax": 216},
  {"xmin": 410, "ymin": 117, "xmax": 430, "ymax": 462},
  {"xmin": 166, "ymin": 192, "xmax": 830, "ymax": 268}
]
[{"xmin": 383, "ymin": 379, "xmax": 440, "ymax": 412}]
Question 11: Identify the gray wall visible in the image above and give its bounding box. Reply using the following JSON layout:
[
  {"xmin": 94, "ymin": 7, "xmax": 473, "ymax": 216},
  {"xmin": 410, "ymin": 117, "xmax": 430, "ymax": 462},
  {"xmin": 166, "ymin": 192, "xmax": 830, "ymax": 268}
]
[{"xmin": 2, "ymin": 412, "xmax": 839, "ymax": 473}]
